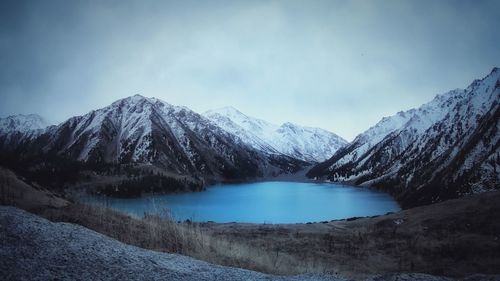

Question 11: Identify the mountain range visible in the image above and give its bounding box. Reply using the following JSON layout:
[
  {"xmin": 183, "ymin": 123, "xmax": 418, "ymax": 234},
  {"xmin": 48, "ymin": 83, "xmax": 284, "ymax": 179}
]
[
  {"xmin": 0, "ymin": 114, "xmax": 49, "ymax": 148},
  {"xmin": 0, "ymin": 96, "xmax": 345, "ymax": 195},
  {"xmin": 203, "ymin": 107, "xmax": 346, "ymax": 162},
  {"xmin": 1, "ymin": 68, "xmax": 498, "ymax": 207},
  {"xmin": 308, "ymin": 67, "xmax": 500, "ymax": 208}
]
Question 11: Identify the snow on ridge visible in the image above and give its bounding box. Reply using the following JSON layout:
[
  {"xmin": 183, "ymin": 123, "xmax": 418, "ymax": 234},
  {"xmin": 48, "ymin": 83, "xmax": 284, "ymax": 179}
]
[
  {"xmin": 42, "ymin": 94, "xmax": 161, "ymax": 162},
  {"xmin": 204, "ymin": 107, "xmax": 277, "ymax": 137},
  {"xmin": 0, "ymin": 114, "xmax": 50, "ymax": 134},
  {"xmin": 52, "ymin": 94, "xmax": 265, "ymax": 166},
  {"xmin": 335, "ymin": 85, "xmax": 472, "ymax": 168},
  {"xmin": 203, "ymin": 107, "xmax": 347, "ymax": 162},
  {"xmin": 2, "ymin": 93, "xmax": 348, "ymax": 163},
  {"xmin": 318, "ymin": 67, "xmax": 500, "ymax": 200}
]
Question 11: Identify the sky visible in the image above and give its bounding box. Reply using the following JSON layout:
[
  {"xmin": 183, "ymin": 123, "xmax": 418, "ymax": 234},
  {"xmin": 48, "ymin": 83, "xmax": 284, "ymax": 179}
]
[{"xmin": 1, "ymin": 0, "xmax": 499, "ymax": 141}]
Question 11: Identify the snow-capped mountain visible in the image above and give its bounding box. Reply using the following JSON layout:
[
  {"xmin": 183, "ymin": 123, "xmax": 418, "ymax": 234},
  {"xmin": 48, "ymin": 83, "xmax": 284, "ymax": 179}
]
[
  {"xmin": 203, "ymin": 107, "xmax": 347, "ymax": 162},
  {"xmin": 0, "ymin": 114, "xmax": 50, "ymax": 149},
  {"xmin": 0, "ymin": 114, "xmax": 49, "ymax": 134},
  {"xmin": 308, "ymin": 67, "xmax": 500, "ymax": 208},
  {"xmin": 6, "ymin": 95, "xmax": 306, "ymax": 182}
]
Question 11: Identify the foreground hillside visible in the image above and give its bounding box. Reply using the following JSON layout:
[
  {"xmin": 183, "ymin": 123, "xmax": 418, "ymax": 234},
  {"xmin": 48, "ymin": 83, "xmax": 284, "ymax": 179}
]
[
  {"xmin": 308, "ymin": 68, "xmax": 500, "ymax": 208},
  {"xmin": 201, "ymin": 191, "xmax": 500, "ymax": 279},
  {"xmin": 2, "ymin": 206, "xmax": 498, "ymax": 281},
  {"xmin": 1, "ymin": 168, "xmax": 499, "ymax": 280},
  {"xmin": 0, "ymin": 206, "xmax": 341, "ymax": 281}
]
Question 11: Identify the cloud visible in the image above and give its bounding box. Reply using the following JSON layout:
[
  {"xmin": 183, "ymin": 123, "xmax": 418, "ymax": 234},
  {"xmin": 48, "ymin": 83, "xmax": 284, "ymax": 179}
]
[{"xmin": 1, "ymin": 0, "xmax": 499, "ymax": 140}]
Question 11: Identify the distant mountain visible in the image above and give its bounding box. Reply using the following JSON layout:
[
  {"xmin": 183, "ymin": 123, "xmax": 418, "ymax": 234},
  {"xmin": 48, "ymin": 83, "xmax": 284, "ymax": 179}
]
[
  {"xmin": 308, "ymin": 67, "xmax": 500, "ymax": 208},
  {"xmin": 0, "ymin": 114, "xmax": 49, "ymax": 133},
  {"xmin": 0, "ymin": 114, "xmax": 50, "ymax": 149},
  {"xmin": 0, "ymin": 95, "xmax": 308, "ymax": 195},
  {"xmin": 204, "ymin": 107, "xmax": 347, "ymax": 162}
]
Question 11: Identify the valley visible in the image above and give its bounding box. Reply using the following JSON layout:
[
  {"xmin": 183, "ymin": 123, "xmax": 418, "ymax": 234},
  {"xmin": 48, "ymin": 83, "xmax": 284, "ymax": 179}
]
[
  {"xmin": 2, "ymin": 1, "xmax": 500, "ymax": 280},
  {"xmin": 1, "ymin": 69, "xmax": 499, "ymax": 280},
  {"xmin": 1, "ymin": 167, "xmax": 499, "ymax": 280},
  {"xmin": 1, "ymin": 68, "xmax": 498, "ymax": 208}
]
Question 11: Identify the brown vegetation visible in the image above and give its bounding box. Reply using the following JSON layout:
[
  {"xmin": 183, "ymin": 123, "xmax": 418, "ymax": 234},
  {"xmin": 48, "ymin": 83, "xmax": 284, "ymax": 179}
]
[{"xmin": 28, "ymin": 191, "xmax": 500, "ymax": 280}]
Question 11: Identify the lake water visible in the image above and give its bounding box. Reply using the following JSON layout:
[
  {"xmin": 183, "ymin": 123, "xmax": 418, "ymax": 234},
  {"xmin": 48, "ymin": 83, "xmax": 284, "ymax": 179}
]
[{"xmin": 85, "ymin": 181, "xmax": 400, "ymax": 223}]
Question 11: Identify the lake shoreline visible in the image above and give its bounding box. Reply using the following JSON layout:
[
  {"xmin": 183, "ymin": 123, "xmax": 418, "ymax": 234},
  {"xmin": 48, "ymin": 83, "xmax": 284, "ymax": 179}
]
[
  {"xmin": 83, "ymin": 180, "xmax": 400, "ymax": 224},
  {"xmin": 2, "ymin": 167, "xmax": 499, "ymax": 280}
]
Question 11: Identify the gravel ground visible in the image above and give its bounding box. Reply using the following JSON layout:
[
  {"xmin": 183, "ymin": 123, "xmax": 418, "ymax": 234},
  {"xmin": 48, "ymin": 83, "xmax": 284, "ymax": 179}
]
[
  {"xmin": 1, "ymin": 206, "xmax": 498, "ymax": 281},
  {"xmin": 0, "ymin": 206, "xmax": 344, "ymax": 281}
]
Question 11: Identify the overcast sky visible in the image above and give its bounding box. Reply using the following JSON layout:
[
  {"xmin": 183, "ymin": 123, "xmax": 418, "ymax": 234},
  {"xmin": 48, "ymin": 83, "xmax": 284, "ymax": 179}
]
[{"xmin": 1, "ymin": 0, "xmax": 499, "ymax": 140}]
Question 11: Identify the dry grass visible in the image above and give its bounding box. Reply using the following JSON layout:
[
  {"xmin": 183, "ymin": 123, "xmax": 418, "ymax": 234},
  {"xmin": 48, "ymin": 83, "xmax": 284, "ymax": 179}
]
[
  {"xmin": 0, "ymin": 167, "xmax": 69, "ymax": 210},
  {"xmin": 39, "ymin": 203, "xmax": 201, "ymax": 254},
  {"xmin": 36, "ymin": 201, "xmax": 334, "ymax": 277},
  {"xmin": 195, "ymin": 191, "xmax": 500, "ymax": 279},
  {"xmin": 36, "ymin": 191, "xmax": 500, "ymax": 280}
]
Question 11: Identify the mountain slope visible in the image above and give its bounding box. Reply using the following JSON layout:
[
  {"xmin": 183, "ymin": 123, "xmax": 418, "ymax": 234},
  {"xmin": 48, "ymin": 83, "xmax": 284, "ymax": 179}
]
[
  {"xmin": 308, "ymin": 68, "xmax": 500, "ymax": 208},
  {"xmin": 0, "ymin": 114, "xmax": 50, "ymax": 149},
  {"xmin": 204, "ymin": 107, "xmax": 347, "ymax": 162},
  {"xmin": 1, "ymin": 95, "xmax": 306, "ymax": 192},
  {"xmin": 0, "ymin": 114, "xmax": 49, "ymax": 133}
]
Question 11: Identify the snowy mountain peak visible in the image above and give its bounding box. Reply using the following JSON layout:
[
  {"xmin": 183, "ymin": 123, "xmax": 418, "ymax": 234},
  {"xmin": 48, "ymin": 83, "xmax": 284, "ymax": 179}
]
[
  {"xmin": 280, "ymin": 122, "xmax": 297, "ymax": 128},
  {"xmin": 277, "ymin": 122, "xmax": 304, "ymax": 134},
  {"xmin": 468, "ymin": 67, "xmax": 500, "ymax": 90},
  {"xmin": 206, "ymin": 106, "xmax": 245, "ymax": 116},
  {"xmin": 0, "ymin": 114, "xmax": 49, "ymax": 134},
  {"xmin": 205, "ymin": 106, "xmax": 270, "ymax": 127},
  {"xmin": 203, "ymin": 108, "xmax": 347, "ymax": 162},
  {"xmin": 112, "ymin": 94, "xmax": 155, "ymax": 107},
  {"xmin": 2, "ymin": 96, "xmax": 310, "ymax": 183}
]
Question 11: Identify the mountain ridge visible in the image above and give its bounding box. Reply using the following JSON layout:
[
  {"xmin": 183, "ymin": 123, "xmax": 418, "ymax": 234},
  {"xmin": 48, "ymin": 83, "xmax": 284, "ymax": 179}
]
[
  {"xmin": 0, "ymin": 113, "xmax": 51, "ymax": 150},
  {"xmin": 308, "ymin": 67, "xmax": 500, "ymax": 208},
  {"xmin": 203, "ymin": 107, "xmax": 347, "ymax": 162},
  {"xmin": 0, "ymin": 95, "xmax": 314, "ymax": 195}
]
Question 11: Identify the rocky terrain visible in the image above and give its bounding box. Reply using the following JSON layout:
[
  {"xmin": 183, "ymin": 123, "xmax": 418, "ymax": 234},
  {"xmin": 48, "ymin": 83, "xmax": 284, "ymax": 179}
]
[
  {"xmin": 0, "ymin": 206, "xmax": 341, "ymax": 281},
  {"xmin": 2, "ymin": 206, "xmax": 499, "ymax": 281}
]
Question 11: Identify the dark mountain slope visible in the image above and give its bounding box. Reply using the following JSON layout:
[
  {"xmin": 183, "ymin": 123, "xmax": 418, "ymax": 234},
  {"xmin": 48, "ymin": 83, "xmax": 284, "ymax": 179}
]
[
  {"xmin": 0, "ymin": 95, "xmax": 307, "ymax": 195},
  {"xmin": 308, "ymin": 68, "xmax": 500, "ymax": 208}
]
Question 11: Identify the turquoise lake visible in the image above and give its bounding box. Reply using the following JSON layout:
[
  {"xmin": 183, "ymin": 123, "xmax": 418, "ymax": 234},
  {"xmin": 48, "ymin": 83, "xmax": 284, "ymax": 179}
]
[{"xmin": 85, "ymin": 181, "xmax": 400, "ymax": 223}]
